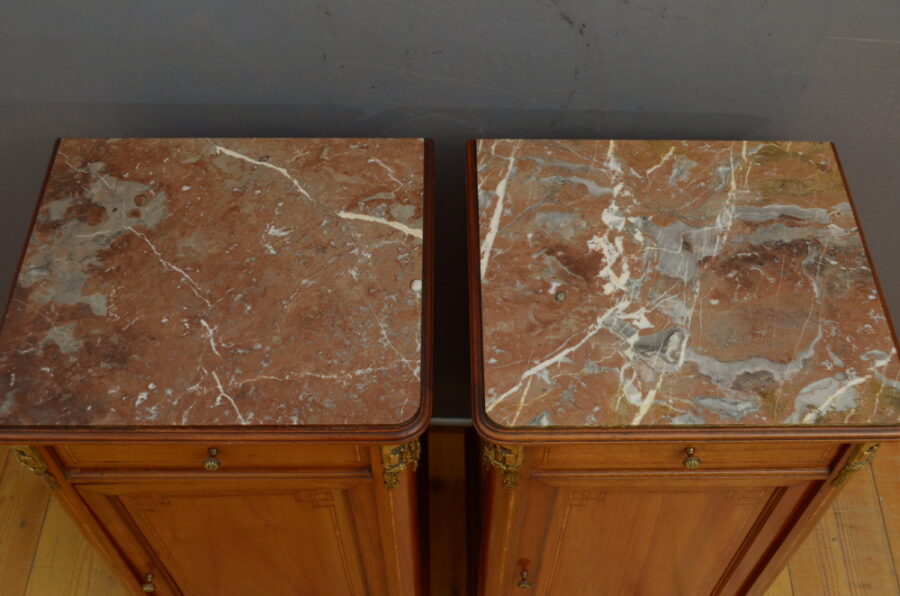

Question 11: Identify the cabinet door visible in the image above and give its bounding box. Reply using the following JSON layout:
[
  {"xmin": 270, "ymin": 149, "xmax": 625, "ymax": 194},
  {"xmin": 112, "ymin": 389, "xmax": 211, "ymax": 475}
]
[
  {"xmin": 76, "ymin": 477, "xmax": 385, "ymax": 596},
  {"xmin": 484, "ymin": 473, "xmax": 822, "ymax": 596}
]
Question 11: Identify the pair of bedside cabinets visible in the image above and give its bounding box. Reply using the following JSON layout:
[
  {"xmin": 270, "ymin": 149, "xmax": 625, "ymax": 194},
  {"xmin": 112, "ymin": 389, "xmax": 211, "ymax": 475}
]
[{"xmin": 0, "ymin": 138, "xmax": 897, "ymax": 595}]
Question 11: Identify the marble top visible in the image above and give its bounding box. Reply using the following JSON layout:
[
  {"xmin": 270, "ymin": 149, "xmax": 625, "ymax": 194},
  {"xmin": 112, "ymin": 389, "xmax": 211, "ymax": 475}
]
[
  {"xmin": 0, "ymin": 138, "xmax": 428, "ymax": 428},
  {"xmin": 474, "ymin": 139, "xmax": 900, "ymax": 429}
]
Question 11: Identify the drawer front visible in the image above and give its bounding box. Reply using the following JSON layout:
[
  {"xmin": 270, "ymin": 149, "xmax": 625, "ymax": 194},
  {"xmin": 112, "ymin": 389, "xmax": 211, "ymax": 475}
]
[
  {"xmin": 55, "ymin": 443, "xmax": 368, "ymax": 471},
  {"xmin": 535, "ymin": 441, "xmax": 841, "ymax": 471}
]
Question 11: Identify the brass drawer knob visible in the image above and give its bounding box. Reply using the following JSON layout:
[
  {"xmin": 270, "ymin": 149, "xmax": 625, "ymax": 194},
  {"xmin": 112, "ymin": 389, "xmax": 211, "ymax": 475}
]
[
  {"xmin": 683, "ymin": 447, "xmax": 701, "ymax": 470},
  {"xmin": 203, "ymin": 448, "xmax": 221, "ymax": 472},
  {"xmin": 518, "ymin": 570, "xmax": 532, "ymax": 589},
  {"xmin": 141, "ymin": 573, "xmax": 155, "ymax": 592}
]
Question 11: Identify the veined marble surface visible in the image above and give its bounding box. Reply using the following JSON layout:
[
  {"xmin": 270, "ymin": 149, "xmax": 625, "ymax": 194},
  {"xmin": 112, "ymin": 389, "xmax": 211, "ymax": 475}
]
[
  {"xmin": 475, "ymin": 139, "xmax": 900, "ymax": 428},
  {"xmin": 0, "ymin": 138, "xmax": 426, "ymax": 427}
]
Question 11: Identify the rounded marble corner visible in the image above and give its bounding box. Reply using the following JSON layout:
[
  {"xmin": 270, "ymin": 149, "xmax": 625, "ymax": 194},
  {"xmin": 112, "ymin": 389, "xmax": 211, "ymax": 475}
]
[
  {"xmin": 382, "ymin": 392, "xmax": 433, "ymax": 444},
  {"xmin": 471, "ymin": 398, "xmax": 532, "ymax": 443}
]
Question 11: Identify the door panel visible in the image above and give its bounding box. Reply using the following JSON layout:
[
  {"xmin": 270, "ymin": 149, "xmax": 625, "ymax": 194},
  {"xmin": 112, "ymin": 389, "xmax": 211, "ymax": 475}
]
[
  {"xmin": 78, "ymin": 478, "xmax": 379, "ymax": 596},
  {"xmin": 509, "ymin": 476, "xmax": 819, "ymax": 596}
]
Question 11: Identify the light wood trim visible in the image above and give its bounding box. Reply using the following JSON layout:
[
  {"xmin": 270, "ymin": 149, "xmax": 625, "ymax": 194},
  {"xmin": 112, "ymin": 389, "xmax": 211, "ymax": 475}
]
[
  {"xmin": 32, "ymin": 446, "xmax": 153, "ymax": 595},
  {"xmin": 743, "ymin": 444, "xmax": 867, "ymax": 594},
  {"xmin": 370, "ymin": 445, "xmax": 422, "ymax": 594}
]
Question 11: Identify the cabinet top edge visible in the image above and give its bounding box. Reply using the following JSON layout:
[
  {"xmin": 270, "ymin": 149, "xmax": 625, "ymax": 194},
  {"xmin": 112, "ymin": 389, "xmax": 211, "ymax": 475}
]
[
  {"xmin": 468, "ymin": 139, "xmax": 899, "ymax": 431},
  {"xmin": 0, "ymin": 138, "xmax": 435, "ymax": 430}
]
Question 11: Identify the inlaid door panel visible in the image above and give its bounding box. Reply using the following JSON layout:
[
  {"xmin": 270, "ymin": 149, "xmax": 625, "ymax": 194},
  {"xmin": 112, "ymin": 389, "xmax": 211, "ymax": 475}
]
[
  {"xmin": 507, "ymin": 475, "xmax": 820, "ymax": 596},
  {"xmin": 77, "ymin": 477, "xmax": 382, "ymax": 596}
]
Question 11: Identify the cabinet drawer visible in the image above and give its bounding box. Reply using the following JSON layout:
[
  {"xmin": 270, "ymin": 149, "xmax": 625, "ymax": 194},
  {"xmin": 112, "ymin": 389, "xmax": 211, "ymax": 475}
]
[
  {"xmin": 55, "ymin": 443, "xmax": 368, "ymax": 471},
  {"xmin": 535, "ymin": 441, "xmax": 841, "ymax": 471}
]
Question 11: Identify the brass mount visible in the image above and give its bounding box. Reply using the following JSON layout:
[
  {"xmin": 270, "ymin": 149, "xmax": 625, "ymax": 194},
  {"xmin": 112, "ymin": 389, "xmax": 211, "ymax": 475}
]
[
  {"xmin": 482, "ymin": 441, "xmax": 524, "ymax": 490},
  {"xmin": 832, "ymin": 443, "xmax": 881, "ymax": 487},
  {"xmin": 381, "ymin": 439, "xmax": 421, "ymax": 489},
  {"xmin": 11, "ymin": 446, "xmax": 59, "ymax": 491}
]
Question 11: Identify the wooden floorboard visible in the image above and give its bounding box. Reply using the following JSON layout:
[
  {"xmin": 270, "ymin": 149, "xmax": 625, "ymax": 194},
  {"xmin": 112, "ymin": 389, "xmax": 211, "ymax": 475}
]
[
  {"xmin": 0, "ymin": 448, "xmax": 52, "ymax": 596},
  {"xmin": 24, "ymin": 498, "xmax": 126, "ymax": 596},
  {"xmin": 776, "ymin": 442, "xmax": 900, "ymax": 596},
  {"xmin": 765, "ymin": 566, "xmax": 794, "ymax": 596},
  {"xmin": 1, "ymin": 441, "xmax": 898, "ymax": 595},
  {"xmin": 873, "ymin": 440, "xmax": 900, "ymax": 577}
]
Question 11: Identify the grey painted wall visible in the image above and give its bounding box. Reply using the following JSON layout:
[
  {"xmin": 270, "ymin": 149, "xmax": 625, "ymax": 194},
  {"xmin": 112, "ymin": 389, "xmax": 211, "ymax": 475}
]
[{"xmin": 1, "ymin": 1, "xmax": 898, "ymax": 417}]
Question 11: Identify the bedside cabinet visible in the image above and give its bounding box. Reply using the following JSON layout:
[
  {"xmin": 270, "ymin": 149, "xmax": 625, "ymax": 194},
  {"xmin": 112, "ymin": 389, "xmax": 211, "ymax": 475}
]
[
  {"xmin": 467, "ymin": 139, "xmax": 899, "ymax": 595},
  {"xmin": 0, "ymin": 137, "xmax": 434, "ymax": 595}
]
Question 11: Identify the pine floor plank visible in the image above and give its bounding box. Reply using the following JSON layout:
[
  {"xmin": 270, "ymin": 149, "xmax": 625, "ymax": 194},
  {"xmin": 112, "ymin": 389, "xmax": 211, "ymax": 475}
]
[
  {"xmin": 24, "ymin": 498, "xmax": 127, "ymax": 596},
  {"xmin": 787, "ymin": 506, "xmax": 852, "ymax": 595},
  {"xmin": 787, "ymin": 463, "xmax": 899, "ymax": 595},
  {"xmin": 765, "ymin": 566, "xmax": 794, "ymax": 596},
  {"xmin": 873, "ymin": 442, "xmax": 900, "ymax": 575},
  {"xmin": 0, "ymin": 448, "xmax": 52, "ymax": 596}
]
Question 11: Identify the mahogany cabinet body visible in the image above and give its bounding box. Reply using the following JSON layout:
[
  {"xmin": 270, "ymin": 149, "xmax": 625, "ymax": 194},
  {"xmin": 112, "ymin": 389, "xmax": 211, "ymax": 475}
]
[
  {"xmin": 19, "ymin": 440, "xmax": 422, "ymax": 596},
  {"xmin": 477, "ymin": 438, "xmax": 877, "ymax": 595}
]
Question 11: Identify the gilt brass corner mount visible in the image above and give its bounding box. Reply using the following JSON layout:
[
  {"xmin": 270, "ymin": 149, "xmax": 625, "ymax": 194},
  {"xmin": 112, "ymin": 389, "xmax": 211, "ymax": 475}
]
[
  {"xmin": 381, "ymin": 439, "xmax": 421, "ymax": 489},
  {"xmin": 482, "ymin": 441, "xmax": 524, "ymax": 490},
  {"xmin": 832, "ymin": 442, "xmax": 880, "ymax": 487},
  {"xmin": 11, "ymin": 446, "xmax": 60, "ymax": 491}
]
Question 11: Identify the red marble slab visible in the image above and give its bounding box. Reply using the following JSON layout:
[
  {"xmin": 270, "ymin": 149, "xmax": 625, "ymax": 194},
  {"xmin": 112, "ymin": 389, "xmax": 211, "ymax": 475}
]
[
  {"xmin": 0, "ymin": 138, "xmax": 430, "ymax": 429},
  {"xmin": 473, "ymin": 140, "xmax": 899, "ymax": 429}
]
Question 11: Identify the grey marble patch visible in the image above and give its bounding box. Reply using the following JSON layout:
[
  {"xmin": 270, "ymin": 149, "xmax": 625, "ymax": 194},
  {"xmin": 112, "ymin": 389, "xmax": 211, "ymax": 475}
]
[
  {"xmin": 671, "ymin": 411, "xmax": 705, "ymax": 425},
  {"xmin": 641, "ymin": 215, "xmax": 737, "ymax": 283},
  {"xmin": 786, "ymin": 376, "xmax": 860, "ymax": 423},
  {"xmin": 734, "ymin": 204, "xmax": 830, "ymax": 224},
  {"xmin": 539, "ymin": 175, "xmax": 614, "ymax": 196},
  {"xmin": 46, "ymin": 195, "xmax": 75, "ymax": 220},
  {"xmin": 633, "ymin": 327, "xmax": 684, "ymax": 364},
  {"xmin": 22, "ymin": 175, "xmax": 168, "ymax": 317},
  {"xmin": 42, "ymin": 323, "xmax": 83, "ymax": 354},
  {"xmin": 669, "ymin": 157, "xmax": 697, "ymax": 187},
  {"xmin": 733, "ymin": 222, "xmax": 837, "ymax": 246},
  {"xmin": 390, "ymin": 203, "xmax": 416, "ymax": 222},
  {"xmin": 530, "ymin": 411, "xmax": 553, "ymax": 426},
  {"xmin": 0, "ymin": 390, "xmax": 17, "ymax": 416},
  {"xmin": 693, "ymin": 395, "xmax": 760, "ymax": 420},
  {"xmin": 534, "ymin": 211, "xmax": 587, "ymax": 241}
]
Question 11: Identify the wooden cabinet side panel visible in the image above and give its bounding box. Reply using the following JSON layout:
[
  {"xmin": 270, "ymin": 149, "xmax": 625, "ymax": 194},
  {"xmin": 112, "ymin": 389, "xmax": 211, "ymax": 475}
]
[
  {"xmin": 477, "ymin": 446, "xmax": 537, "ymax": 596},
  {"xmin": 714, "ymin": 479, "xmax": 822, "ymax": 595},
  {"xmin": 37, "ymin": 446, "xmax": 158, "ymax": 596},
  {"xmin": 741, "ymin": 443, "xmax": 861, "ymax": 595},
  {"xmin": 369, "ymin": 445, "xmax": 423, "ymax": 595},
  {"xmin": 75, "ymin": 487, "xmax": 181, "ymax": 596}
]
